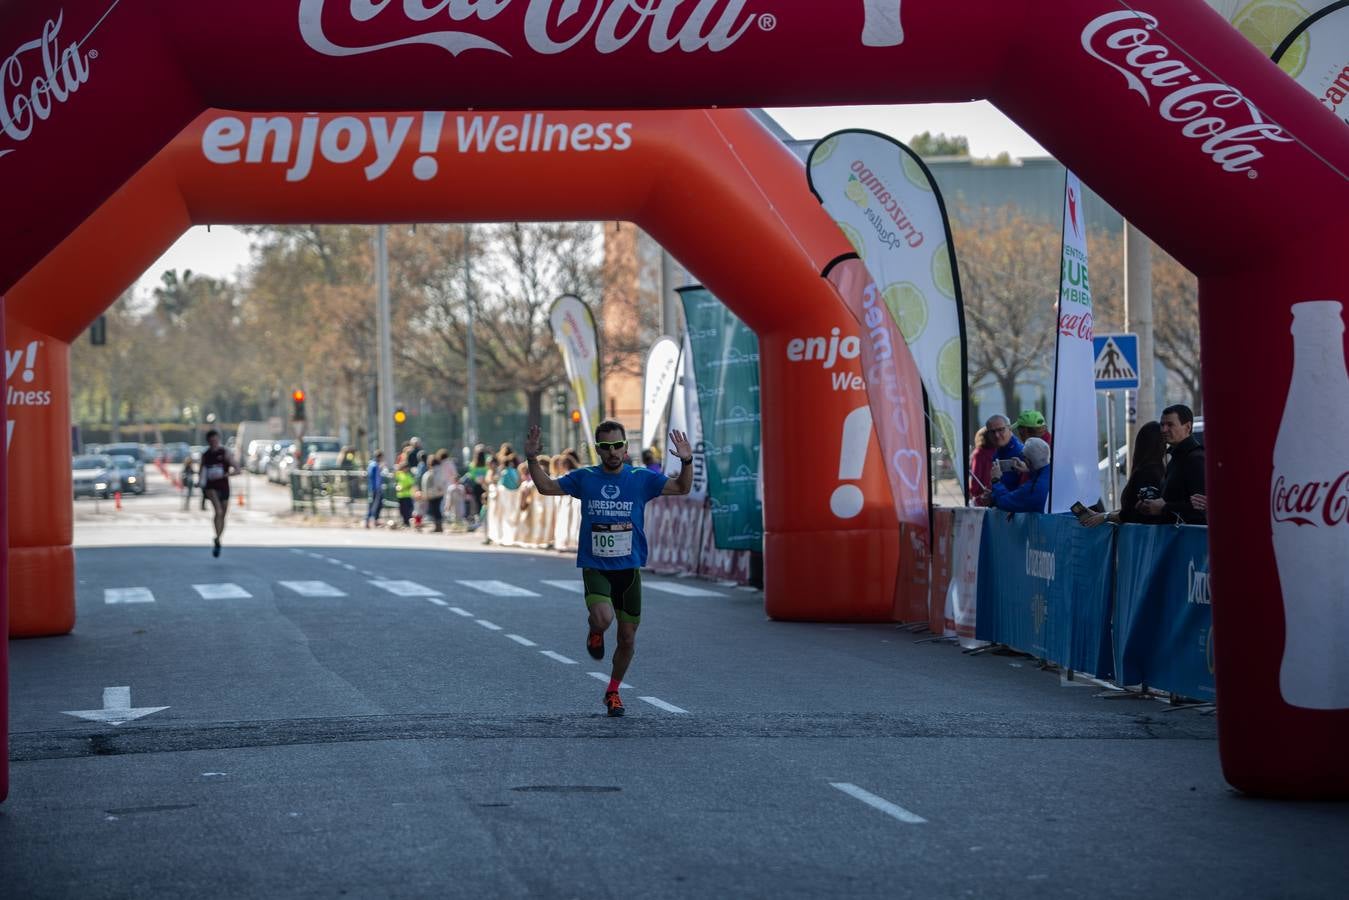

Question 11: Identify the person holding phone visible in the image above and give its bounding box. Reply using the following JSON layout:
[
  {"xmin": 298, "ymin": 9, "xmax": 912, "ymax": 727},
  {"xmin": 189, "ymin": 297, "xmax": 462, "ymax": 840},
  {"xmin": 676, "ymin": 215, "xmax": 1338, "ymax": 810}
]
[{"xmin": 525, "ymin": 420, "xmax": 692, "ymax": 718}]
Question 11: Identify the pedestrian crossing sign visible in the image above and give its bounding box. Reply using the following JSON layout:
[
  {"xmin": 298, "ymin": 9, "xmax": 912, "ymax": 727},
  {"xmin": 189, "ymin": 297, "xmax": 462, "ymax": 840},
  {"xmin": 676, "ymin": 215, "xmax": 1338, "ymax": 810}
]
[{"xmin": 1093, "ymin": 333, "xmax": 1139, "ymax": 390}]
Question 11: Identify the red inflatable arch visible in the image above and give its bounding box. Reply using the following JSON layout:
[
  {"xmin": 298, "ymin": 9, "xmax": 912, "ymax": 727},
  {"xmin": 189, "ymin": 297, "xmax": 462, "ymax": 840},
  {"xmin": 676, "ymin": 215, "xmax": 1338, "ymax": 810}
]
[{"xmin": 1, "ymin": 1, "xmax": 1345, "ymax": 800}]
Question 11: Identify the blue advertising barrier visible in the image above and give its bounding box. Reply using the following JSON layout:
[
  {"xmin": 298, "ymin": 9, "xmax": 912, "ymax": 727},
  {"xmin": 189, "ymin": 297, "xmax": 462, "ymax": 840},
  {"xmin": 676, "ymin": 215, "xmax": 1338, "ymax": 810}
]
[
  {"xmin": 1113, "ymin": 524, "xmax": 1214, "ymax": 700},
  {"xmin": 976, "ymin": 512, "xmax": 1115, "ymax": 678}
]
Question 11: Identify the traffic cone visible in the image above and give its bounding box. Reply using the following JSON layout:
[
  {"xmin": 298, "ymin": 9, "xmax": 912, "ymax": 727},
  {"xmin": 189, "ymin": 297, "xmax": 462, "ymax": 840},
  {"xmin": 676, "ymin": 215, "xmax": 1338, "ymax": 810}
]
[{"xmin": 114, "ymin": 491, "xmax": 122, "ymax": 510}]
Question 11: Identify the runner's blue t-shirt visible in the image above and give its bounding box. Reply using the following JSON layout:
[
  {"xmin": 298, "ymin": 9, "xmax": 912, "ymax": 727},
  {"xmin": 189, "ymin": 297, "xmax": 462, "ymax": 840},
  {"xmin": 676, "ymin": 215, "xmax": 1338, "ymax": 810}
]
[{"xmin": 557, "ymin": 464, "xmax": 668, "ymax": 570}]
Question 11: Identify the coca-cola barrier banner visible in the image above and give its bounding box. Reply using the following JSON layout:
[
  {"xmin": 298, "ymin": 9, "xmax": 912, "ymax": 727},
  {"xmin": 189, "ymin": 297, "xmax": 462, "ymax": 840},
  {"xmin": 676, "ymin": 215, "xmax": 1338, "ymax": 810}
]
[{"xmin": 0, "ymin": 0, "xmax": 1345, "ymax": 799}]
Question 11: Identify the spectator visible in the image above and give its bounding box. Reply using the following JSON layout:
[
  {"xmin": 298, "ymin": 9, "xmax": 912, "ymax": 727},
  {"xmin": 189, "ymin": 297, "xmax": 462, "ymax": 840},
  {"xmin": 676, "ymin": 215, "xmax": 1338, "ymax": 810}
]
[
  {"xmin": 406, "ymin": 436, "xmax": 426, "ymax": 474},
  {"xmin": 977, "ymin": 414, "xmax": 1024, "ymax": 505},
  {"xmin": 1081, "ymin": 422, "xmax": 1168, "ymax": 526},
  {"xmin": 421, "ymin": 456, "xmax": 446, "ymax": 533},
  {"xmin": 990, "ymin": 437, "xmax": 1051, "ymax": 513},
  {"xmin": 968, "ymin": 426, "xmax": 995, "ymax": 501},
  {"xmin": 1137, "ymin": 404, "xmax": 1206, "ymax": 524},
  {"xmin": 393, "ymin": 461, "xmax": 417, "ymax": 528},
  {"xmin": 641, "ymin": 447, "xmax": 663, "ymax": 473},
  {"xmin": 1013, "ymin": 409, "xmax": 1052, "ymax": 446},
  {"xmin": 461, "ymin": 448, "xmax": 489, "ymax": 530},
  {"xmin": 497, "ymin": 444, "xmax": 521, "ymax": 491},
  {"xmin": 364, "ymin": 450, "xmax": 385, "ymax": 529},
  {"xmin": 180, "ymin": 455, "xmax": 197, "ymax": 511}
]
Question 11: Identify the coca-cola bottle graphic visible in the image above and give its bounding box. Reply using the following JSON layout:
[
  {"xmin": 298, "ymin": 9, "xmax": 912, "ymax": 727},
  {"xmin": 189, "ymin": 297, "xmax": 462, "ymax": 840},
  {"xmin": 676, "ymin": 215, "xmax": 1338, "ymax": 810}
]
[{"xmin": 1271, "ymin": 300, "xmax": 1349, "ymax": 709}]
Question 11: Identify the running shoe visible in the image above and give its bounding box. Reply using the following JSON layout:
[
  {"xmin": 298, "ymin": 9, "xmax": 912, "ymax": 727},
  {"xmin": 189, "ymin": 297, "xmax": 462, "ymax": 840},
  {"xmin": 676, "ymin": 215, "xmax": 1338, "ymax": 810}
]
[
  {"xmin": 212, "ymin": 538, "xmax": 221, "ymax": 558},
  {"xmin": 586, "ymin": 630, "xmax": 605, "ymax": 660},
  {"xmin": 604, "ymin": 690, "xmax": 625, "ymax": 717}
]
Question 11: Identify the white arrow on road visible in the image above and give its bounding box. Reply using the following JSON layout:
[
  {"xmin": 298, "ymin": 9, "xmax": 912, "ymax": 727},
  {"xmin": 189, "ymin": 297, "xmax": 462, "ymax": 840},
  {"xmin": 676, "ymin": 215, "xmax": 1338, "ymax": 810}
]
[{"xmin": 62, "ymin": 686, "xmax": 169, "ymax": 725}]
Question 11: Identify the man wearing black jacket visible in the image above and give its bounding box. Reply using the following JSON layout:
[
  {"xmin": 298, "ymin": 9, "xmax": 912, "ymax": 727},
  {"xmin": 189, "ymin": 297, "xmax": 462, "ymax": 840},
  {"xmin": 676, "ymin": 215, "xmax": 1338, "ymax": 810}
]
[{"xmin": 1137, "ymin": 404, "xmax": 1206, "ymax": 524}]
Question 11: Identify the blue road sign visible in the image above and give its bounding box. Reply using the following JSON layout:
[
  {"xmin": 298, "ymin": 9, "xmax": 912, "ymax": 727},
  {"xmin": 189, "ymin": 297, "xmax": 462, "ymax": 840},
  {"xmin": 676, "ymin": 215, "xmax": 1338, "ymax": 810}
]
[{"xmin": 1093, "ymin": 333, "xmax": 1139, "ymax": 391}]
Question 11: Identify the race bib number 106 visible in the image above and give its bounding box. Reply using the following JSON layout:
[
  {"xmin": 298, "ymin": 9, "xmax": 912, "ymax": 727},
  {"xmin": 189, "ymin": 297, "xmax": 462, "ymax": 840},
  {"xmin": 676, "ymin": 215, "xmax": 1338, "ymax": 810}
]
[{"xmin": 591, "ymin": 522, "xmax": 634, "ymax": 558}]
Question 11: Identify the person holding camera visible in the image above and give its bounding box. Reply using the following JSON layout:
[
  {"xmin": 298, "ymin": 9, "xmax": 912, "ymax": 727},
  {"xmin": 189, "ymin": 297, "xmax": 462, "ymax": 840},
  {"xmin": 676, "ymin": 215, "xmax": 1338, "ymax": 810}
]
[
  {"xmin": 1081, "ymin": 421, "xmax": 1170, "ymax": 527},
  {"xmin": 1135, "ymin": 404, "xmax": 1206, "ymax": 525}
]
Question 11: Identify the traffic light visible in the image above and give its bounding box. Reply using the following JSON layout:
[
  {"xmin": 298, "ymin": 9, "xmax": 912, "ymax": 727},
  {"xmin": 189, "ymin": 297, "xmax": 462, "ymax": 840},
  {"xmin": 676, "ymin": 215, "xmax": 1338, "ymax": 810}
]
[
  {"xmin": 570, "ymin": 409, "xmax": 581, "ymax": 425},
  {"xmin": 553, "ymin": 388, "xmax": 568, "ymax": 415},
  {"xmin": 291, "ymin": 388, "xmax": 306, "ymax": 421},
  {"xmin": 394, "ymin": 407, "xmax": 407, "ymax": 425}
]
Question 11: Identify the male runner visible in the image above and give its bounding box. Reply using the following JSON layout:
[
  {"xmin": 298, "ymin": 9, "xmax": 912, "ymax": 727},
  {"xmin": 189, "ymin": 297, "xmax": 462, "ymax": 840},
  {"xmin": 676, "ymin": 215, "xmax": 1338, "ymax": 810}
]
[
  {"xmin": 200, "ymin": 429, "xmax": 241, "ymax": 557},
  {"xmin": 525, "ymin": 420, "xmax": 692, "ymax": 717}
]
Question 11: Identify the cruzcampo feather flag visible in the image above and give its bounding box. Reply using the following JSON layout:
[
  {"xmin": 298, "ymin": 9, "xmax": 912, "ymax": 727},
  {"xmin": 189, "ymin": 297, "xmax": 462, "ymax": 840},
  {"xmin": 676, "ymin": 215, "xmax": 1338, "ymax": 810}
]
[
  {"xmin": 548, "ymin": 294, "xmax": 602, "ymax": 464},
  {"xmin": 807, "ymin": 129, "xmax": 970, "ymax": 501}
]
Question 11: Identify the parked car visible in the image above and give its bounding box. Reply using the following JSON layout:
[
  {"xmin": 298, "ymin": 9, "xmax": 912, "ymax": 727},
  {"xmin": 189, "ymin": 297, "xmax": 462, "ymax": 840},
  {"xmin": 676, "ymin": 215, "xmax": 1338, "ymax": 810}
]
[
  {"xmin": 109, "ymin": 454, "xmax": 147, "ymax": 494},
  {"xmin": 303, "ymin": 451, "xmax": 344, "ymax": 471},
  {"xmin": 162, "ymin": 442, "xmax": 191, "ymax": 463},
  {"xmin": 72, "ymin": 454, "xmax": 119, "ymax": 498},
  {"xmin": 266, "ymin": 440, "xmax": 296, "ymax": 483},
  {"xmin": 245, "ymin": 439, "xmax": 272, "ymax": 474},
  {"xmin": 101, "ymin": 442, "xmax": 152, "ymax": 464}
]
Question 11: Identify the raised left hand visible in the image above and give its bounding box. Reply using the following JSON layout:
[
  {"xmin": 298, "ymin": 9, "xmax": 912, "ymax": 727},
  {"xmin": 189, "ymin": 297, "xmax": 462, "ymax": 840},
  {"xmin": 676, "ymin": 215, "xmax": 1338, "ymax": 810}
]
[{"xmin": 669, "ymin": 429, "xmax": 692, "ymax": 461}]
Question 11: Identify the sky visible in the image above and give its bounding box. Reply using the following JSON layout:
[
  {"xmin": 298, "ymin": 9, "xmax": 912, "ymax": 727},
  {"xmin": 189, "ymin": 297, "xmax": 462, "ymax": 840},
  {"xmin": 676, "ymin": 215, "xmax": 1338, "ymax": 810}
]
[{"xmin": 134, "ymin": 102, "xmax": 1048, "ymax": 301}]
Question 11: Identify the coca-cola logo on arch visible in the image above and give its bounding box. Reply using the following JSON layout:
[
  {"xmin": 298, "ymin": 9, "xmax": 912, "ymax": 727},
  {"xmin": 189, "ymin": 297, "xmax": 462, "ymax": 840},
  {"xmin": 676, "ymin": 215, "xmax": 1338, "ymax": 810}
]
[
  {"xmin": 1271, "ymin": 473, "xmax": 1349, "ymax": 527},
  {"xmin": 1080, "ymin": 10, "xmax": 1293, "ymax": 176},
  {"xmin": 0, "ymin": 10, "xmax": 95, "ymax": 159},
  {"xmin": 299, "ymin": 0, "xmax": 908, "ymax": 58}
]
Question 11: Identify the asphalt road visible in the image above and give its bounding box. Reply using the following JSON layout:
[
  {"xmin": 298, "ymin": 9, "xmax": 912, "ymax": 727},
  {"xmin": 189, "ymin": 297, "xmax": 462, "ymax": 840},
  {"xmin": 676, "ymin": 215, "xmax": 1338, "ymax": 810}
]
[{"xmin": 4, "ymin": 472, "xmax": 1347, "ymax": 898}]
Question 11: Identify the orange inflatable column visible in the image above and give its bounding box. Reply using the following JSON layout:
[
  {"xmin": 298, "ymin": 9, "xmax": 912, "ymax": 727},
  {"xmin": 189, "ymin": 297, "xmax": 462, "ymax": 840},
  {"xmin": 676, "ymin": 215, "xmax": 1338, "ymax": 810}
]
[{"xmin": 5, "ymin": 317, "xmax": 74, "ymax": 637}]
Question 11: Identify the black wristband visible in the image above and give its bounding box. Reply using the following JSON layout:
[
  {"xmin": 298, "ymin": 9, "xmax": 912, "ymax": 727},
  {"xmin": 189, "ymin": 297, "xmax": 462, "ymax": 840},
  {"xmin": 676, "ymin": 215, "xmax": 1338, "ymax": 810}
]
[{"xmin": 679, "ymin": 456, "xmax": 693, "ymax": 465}]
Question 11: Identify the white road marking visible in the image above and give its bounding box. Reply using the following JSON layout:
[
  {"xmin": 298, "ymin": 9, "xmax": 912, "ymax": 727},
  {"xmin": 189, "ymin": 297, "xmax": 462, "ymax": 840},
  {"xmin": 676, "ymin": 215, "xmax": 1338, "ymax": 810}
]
[
  {"xmin": 425, "ymin": 597, "xmax": 449, "ymax": 607},
  {"xmin": 476, "ymin": 619, "xmax": 503, "ymax": 631},
  {"xmin": 448, "ymin": 607, "xmax": 474, "ymax": 617},
  {"xmin": 279, "ymin": 581, "xmax": 347, "ymax": 597},
  {"xmin": 587, "ymin": 672, "xmax": 632, "ymax": 689},
  {"xmin": 540, "ymin": 650, "xmax": 578, "ymax": 664},
  {"xmin": 638, "ymin": 696, "xmax": 688, "ymax": 714},
  {"xmin": 342, "ymin": 564, "xmax": 357, "ymax": 571},
  {"xmin": 456, "ymin": 580, "xmax": 540, "ymax": 597},
  {"xmin": 361, "ymin": 571, "xmax": 378, "ymax": 578},
  {"xmin": 105, "ymin": 588, "xmax": 154, "ymax": 605},
  {"xmin": 829, "ymin": 783, "xmax": 927, "ymax": 824},
  {"xmin": 541, "ymin": 579, "xmax": 582, "ymax": 592},
  {"xmin": 326, "ymin": 558, "xmax": 343, "ymax": 566},
  {"xmin": 191, "ymin": 583, "xmax": 251, "ymax": 600},
  {"xmin": 305, "ymin": 552, "xmax": 325, "ymax": 560},
  {"xmin": 506, "ymin": 634, "xmax": 538, "ymax": 647},
  {"xmin": 370, "ymin": 580, "xmax": 442, "ymax": 597},
  {"xmin": 644, "ymin": 582, "xmax": 725, "ymax": 597},
  {"xmin": 62, "ymin": 686, "xmax": 169, "ymax": 725}
]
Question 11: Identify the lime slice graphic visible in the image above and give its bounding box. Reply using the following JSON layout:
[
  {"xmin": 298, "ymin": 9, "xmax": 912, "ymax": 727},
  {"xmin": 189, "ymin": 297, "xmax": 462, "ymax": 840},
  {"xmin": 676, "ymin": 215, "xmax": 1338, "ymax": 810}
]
[
  {"xmin": 812, "ymin": 136, "xmax": 839, "ymax": 167},
  {"xmin": 933, "ymin": 410, "xmax": 957, "ymax": 456},
  {"xmin": 931, "ymin": 243, "xmax": 956, "ymax": 299},
  {"xmin": 845, "ymin": 177, "xmax": 869, "ymax": 208},
  {"xmin": 1233, "ymin": 0, "xmax": 1310, "ymax": 78},
  {"xmin": 901, "ymin": 151, "xmax": 933, "ymax": 192},
  {"xmin": 836, "ymin": 221, "xmax": 865, "ymax": 259},
  {"xmin": 882, "ymin": 281, "xmax": 929, "ymax": 343},
  {"xmin": 937, "ymin": 337, "xmax": 963, "ymax": 400}
]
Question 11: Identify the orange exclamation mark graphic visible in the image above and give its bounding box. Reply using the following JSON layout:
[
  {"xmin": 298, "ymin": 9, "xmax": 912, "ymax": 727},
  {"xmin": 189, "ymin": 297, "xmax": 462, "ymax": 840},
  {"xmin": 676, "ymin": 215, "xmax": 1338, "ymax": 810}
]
[
  {"xmin": 830, "ymin": 405, "xmax": 872, "ymax": 518},
  {"xmin": 412, "ymin": 111, "xmax": 444, "ymax": 181}
]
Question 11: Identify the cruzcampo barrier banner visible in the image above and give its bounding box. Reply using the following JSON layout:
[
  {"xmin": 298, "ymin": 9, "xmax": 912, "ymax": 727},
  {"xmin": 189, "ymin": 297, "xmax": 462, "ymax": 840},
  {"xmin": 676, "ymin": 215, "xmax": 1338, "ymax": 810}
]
[
  {"xmin": 1049, "ymin": 170, "xmax": 1102, "ymax": 513},
  {"xmin": 548, "ymin": 294, "xmax": 601, "ymax": 464},
  {"xmin": 807, "ymin": 129, "xmax": 969, "ymax": 498},
  {"xmin": 641, "ymin": 336, "xmax": 680, "ymax": 455},
  {"xmin": 1114, "ymin": 523, "xmax": 1216, "ymax": 700},
  {"xmin": 976, "ymin": 512, "xmax": 1114, "ymax": 678},
  {"xmin": 678, "ymin": 285, "xmax": 763, "ymax": 551}
]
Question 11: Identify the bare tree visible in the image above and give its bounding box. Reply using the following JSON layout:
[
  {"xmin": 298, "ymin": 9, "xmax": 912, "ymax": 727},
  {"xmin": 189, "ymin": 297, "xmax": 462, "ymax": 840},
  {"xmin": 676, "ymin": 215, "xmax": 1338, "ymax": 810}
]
[
  {"xmin": 953, "ymin": 206, "xmax": 1060, "ymax": 416},
  {"xmin": 1152, "ymin": 250, "xmax": 1202, "ymax": 413}
]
